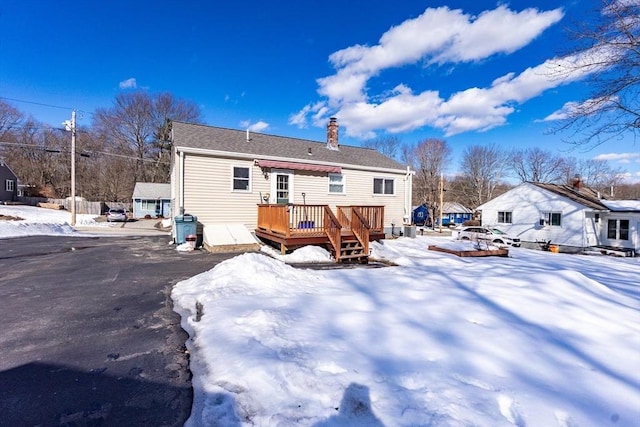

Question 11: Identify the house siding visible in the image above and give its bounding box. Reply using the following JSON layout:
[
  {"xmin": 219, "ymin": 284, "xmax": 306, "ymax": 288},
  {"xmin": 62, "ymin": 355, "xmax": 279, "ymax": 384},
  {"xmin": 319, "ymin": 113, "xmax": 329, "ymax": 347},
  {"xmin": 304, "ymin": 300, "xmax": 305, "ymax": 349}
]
[
  {"xmin": 0, "ymin": 164, "xmax": 18, "ymax": 202},
  {"xmin": 177, "ymin": 153, "xmax": 407, "ymax": 230},
  {"xmin": 478, "ymin": 182, "xmax": 596, "ymax": 248}
]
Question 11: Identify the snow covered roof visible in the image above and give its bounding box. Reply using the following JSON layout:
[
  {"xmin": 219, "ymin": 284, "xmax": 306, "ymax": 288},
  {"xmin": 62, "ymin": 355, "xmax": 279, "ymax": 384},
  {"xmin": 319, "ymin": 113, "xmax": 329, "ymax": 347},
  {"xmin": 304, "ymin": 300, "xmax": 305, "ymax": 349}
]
[{"xmin": 602, "ymin": 199, "xmax": 640, "ymax": 212}]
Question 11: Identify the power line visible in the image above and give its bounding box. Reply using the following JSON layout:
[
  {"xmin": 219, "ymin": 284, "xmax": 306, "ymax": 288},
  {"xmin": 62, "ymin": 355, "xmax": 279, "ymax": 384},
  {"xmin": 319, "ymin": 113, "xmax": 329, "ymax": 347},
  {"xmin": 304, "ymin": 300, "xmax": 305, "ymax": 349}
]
[
  {"xmin": 0, "ymin": 96, "xmax": 71, "ymax": 111},
  {"xmin": 0, "ymin": 96, "xmax": 95, "ymax": 118}
]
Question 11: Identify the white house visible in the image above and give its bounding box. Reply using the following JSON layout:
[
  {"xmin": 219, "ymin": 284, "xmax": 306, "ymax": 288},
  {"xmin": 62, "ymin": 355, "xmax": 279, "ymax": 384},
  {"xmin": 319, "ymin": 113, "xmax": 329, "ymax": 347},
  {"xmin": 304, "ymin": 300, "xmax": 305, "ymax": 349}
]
[
  {"xmin": 170, "ymin": 119, "xmax": 413, "ymax": 258},
  {"xmin": 476, "ymin": 181, "xmax": 640, "ymax": 255}
]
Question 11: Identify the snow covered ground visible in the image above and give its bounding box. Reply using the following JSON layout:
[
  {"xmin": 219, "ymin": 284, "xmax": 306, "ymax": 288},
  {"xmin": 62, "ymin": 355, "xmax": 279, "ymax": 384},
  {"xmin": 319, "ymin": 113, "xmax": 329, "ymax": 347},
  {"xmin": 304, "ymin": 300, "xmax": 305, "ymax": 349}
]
[
  {"xmin": 0, "ymin": 204, "xmax": 106, "ymax": 238},
  {"xmin": 173, "ymin": 238, "xmax": 640, "ymax": 427},
  {"xmin": 2, "ymin": 205, "xmax": 638, "ymax": 426}
]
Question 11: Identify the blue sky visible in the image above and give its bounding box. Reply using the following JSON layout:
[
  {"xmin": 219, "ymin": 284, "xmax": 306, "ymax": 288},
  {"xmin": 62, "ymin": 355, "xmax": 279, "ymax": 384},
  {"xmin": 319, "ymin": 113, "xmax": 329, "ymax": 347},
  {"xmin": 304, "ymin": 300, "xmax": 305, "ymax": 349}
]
[{"xmin": 1, "ymin": 0, "xmax": 639, "ymax": 182}]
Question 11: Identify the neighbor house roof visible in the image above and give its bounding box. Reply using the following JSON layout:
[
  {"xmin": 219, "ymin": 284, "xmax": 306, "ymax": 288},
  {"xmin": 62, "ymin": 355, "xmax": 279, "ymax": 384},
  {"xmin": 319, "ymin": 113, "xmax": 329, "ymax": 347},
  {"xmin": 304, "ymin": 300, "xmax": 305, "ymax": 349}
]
[
  {"xmin": 171, "ymin": 121, "xmax": 407, "ymax": 172},
  {"xmin": 442, "ymin": 202, "xmax": 472, "ymax": 214},
  {"xmin": 132, "ymin": 182, "xmax": 171, "ymax": 200},
  {"xmin": 530, "ymin": 182, "xmax": 609, "ymax": 210},
  {"xmin": 602, "ymin": 200, "xmax": 640, "ymax": 212}
]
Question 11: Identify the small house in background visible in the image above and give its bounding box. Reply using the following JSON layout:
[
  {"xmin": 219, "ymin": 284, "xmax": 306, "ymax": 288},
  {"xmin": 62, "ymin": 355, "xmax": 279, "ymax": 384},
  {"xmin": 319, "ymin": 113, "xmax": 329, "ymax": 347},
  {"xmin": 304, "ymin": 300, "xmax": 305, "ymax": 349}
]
[
  {"xmin": 0, "ymin": 160, "xmax": 18, "ymax": 203},
  {"xmin": 438, "ymin": 202, "xmax": 473, "ymax": 226},
  {"xmin": 412, "ymin": 204, "xmax": 430, "ymax": 227},
  {"xmin": 132, "ymin": 182, "xmax": 171, "ymax": 219}
]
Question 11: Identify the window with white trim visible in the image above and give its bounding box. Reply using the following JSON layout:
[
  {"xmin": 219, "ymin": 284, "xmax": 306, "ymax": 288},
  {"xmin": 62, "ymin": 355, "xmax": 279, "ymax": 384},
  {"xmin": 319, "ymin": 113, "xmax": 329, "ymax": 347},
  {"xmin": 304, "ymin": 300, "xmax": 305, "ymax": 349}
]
[
  {"xmin": 232, "ymin": 166, "xmax": 251, "ymax": 191},
  {"xmin": 328, "ymin": 173, "xmax": 345, "ymax": 194},
  {"xmin": 141, "ymin": 200, "xmax": 159, "ymax": 211},
  {"xmin": 607, "ymin": 219, "xmax": 629, "ymax": 240},
  {"xmin": 6, "ymin": 179, "xmax": 15, "ymax": 192},
  {"xmin": 541, "ymin": 211, "xmax": 562, "ymax": 227},
  {"xmin": 497, "ymin": 211, "xmax": 512, "ymax": 224},
  {"xmin": 373, "ymin": 178, "xmax": 394, "ymax": 195}
]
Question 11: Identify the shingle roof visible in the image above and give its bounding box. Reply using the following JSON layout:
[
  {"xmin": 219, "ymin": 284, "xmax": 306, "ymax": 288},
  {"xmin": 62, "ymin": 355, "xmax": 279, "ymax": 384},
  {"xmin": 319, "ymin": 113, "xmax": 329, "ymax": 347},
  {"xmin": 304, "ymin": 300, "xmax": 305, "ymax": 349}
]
[
  {"xmin": 530, "ymin": 182, "xmax": 609, "ymax": 210},
  {"xmin": 132, "ymin": 182, "xmax": 171, "ymax": 200},
  {"xmin": 171, "ymin": 121, "xmax": 406, "ymax": 171},
  {"xmin": 442, "ymin": 202, "xmax": 472, "ymax": 213}
]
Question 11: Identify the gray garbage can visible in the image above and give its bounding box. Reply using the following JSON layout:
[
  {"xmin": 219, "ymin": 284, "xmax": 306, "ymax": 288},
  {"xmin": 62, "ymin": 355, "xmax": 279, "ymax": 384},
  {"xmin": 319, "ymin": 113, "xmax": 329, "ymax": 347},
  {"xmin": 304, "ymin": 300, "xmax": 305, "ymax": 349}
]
[{"xmin": 175, "ymin": 214, "xmax": 197, "ymax": 244}]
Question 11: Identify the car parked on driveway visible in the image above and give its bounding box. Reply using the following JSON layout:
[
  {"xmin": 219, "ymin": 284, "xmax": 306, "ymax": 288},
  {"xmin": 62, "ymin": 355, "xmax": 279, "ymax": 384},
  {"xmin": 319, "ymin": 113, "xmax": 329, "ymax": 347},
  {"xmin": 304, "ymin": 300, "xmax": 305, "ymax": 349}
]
[
  {"xmin": 456, "ymin": 226, "xmax": 521, "ymax": 247},
  {"xmin": 106, "ymin": 208, "xmax": 127, "ymax": 222}
]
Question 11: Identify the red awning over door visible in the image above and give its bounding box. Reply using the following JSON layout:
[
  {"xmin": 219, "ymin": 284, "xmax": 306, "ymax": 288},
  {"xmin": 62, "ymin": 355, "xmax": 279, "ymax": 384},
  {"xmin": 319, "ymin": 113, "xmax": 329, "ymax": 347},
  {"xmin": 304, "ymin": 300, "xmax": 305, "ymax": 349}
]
[{"xmin": 256, "ymin": 159, "xmax": 341, "ymax": 173}]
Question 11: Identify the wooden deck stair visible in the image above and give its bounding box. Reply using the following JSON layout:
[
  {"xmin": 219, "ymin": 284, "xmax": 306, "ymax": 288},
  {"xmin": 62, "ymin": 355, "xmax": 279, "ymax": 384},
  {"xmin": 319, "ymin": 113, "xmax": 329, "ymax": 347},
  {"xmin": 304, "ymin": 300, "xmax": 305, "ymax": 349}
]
[
  {"xmin": 256, "ymin": 204, "xmax": 385, "ymax": 263},
  {"xmin": 336, "ymin": 238, "xmax": 368, "ymax": 263}
]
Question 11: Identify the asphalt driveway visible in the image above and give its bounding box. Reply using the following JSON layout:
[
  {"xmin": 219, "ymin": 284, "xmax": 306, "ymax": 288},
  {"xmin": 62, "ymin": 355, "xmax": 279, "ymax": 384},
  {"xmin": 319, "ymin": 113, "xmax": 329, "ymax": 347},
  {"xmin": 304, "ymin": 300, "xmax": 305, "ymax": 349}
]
[{"xmin": 0, "ymin": 235, "xmax": 238, "ymax": 426}]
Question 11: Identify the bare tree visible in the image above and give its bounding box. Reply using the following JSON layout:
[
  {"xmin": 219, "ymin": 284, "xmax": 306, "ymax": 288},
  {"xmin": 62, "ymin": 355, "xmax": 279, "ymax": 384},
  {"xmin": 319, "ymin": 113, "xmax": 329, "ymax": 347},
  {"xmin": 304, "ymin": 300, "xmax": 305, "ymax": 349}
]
[
  {"xmin": 0, "ymin": 100, "xmax": 24, "ymax": 141},
  {"xmin": 93, "ymin": 91, "xmax": 203, "ymax": 191},
  {"xmin": 458, "ymin": 145, "xmax": 508, "ymax": 209},
  {"xmin": 362, "ymin": 135, "xmax": 402, "ymax": 161},
  {"xmin": 405, "ymin": 138, "xmax": 451, "ymax": 224},
  {"xmin": 151, "ymin": 92, "xmax": 202, "ymax": 181},
  {"xmin": 509, "ymin": 148, "xmax": 569, "ymax": 183},
  {"xmin": 550, "ymin": 0, "xmax": 639, "ymax": 148}
]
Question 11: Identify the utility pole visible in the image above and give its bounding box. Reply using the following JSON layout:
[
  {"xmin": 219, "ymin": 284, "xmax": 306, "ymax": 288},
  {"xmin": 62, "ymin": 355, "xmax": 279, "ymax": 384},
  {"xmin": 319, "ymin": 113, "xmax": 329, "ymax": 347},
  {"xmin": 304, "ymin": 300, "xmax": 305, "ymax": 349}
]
[
  {"xmin": 438, "ymin": 172, "xmax": 444, "ymax": 233},
  {"xmin": 64, "ymin": 111, "xmax": 77, "ymax": 226}
]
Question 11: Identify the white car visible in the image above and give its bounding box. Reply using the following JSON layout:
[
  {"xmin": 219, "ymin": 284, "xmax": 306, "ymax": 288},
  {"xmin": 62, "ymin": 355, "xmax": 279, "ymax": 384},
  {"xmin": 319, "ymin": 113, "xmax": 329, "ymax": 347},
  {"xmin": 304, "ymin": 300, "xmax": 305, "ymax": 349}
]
[
  {"xmin": 106, "ymin": 208, "xmax": 128, "ymax": 222},
  {"xmin": 457, "ymin": 226, "xmax": 521, "ymax": 247}
]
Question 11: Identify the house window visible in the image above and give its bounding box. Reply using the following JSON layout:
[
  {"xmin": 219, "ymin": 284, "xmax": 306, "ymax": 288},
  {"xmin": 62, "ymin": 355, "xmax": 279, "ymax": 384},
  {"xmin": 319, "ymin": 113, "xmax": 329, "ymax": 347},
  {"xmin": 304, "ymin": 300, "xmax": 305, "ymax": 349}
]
[
  {"xmin": 141, "ymin": 200, "xmax": 159, "ymax": 211},
  {"xmin": 607, "ymin": 219, "xmax": 629, "ymax": 240},
  {"xmin": 542, "ymin": 212, "xmax": 562, "ymax": 227},
  {"xmin": 373, "ymin": 178, "xmax": 394, "ymax": 195},
  {"xmin": 5, "ymin": 179, "xmax": 15, "ymax": 192},
  {"xmin": 233, "ymin": 166, "xmax": 251, "ymax": 191},
  {"xmin": 328, "ymin": 173, "xmax": 345, "ymax": 194},
  {"xmin": 498, "ymin": 211, "xmax": 512, "ymax": 224}
]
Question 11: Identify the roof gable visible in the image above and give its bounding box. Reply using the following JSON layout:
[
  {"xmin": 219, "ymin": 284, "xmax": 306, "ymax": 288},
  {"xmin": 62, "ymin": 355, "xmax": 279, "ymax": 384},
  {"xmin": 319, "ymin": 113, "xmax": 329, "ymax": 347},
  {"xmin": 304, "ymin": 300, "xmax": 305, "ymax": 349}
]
[
  {"xmin": 529, "ymin": 182, "xmax": 608, "ymax": 210},
  {"xmin": 171, "ymin": 121, "xmax": 406, "ymax": 171},
  {"xmin": 133, "ymin": 182, "xmax": 171, "ymax": 199},
  {"xmin": 477, "ymin": 182, "xmax": 610, "ymax": 211}
]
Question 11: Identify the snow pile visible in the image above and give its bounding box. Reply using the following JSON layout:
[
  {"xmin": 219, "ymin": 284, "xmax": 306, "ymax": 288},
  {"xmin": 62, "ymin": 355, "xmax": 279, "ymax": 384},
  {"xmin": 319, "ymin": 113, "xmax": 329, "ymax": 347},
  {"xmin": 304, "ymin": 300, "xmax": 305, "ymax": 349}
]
[
  {"xmin": 261, "ymin": 244, "xmax": 333, "ymax": 263},
  {"xmin": 172, "ymin": 237, "xmax": 640, "ymax": 426},
  {"xmin": 0, "ymin": 205, "xmax": 104, "ymax": 238}
]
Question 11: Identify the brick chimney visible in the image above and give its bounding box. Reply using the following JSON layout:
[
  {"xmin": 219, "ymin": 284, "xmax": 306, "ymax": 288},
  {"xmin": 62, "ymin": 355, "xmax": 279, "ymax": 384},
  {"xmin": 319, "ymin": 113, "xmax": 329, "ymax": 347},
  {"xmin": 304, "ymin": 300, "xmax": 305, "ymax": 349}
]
[
  {"xmin": 571, "ymin": 174, "xmax": 583, "ymax": 192},
  {"xmin": 326, "ymin": 117, "xmax": 339, "ymax": 151}
]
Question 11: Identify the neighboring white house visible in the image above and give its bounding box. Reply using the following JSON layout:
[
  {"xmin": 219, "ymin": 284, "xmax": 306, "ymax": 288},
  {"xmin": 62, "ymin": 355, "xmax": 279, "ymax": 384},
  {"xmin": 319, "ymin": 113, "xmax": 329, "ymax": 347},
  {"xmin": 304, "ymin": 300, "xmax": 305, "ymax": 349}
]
[
  {"xmin": 170, "ymin": 119, "xmax": 413, "ymax": 249},
  {"xmin": 476, "ymin": 181, "xmax": 640, "ymax": 254},
  {"xmin": 132, "ymin": 182, "xmax": 171, "ymax": 219}
]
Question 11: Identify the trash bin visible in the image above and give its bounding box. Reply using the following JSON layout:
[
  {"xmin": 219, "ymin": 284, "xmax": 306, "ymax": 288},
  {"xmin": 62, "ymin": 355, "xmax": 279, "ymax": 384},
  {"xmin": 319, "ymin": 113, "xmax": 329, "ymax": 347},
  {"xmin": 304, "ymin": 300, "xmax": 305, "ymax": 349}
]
[
  {"xmin": 175, "ymin": 214, "xmax": 197, "ymax": 244},
  {"xmin": 404, "ymin": 225, "xmax": 416, "ymax": 238}
]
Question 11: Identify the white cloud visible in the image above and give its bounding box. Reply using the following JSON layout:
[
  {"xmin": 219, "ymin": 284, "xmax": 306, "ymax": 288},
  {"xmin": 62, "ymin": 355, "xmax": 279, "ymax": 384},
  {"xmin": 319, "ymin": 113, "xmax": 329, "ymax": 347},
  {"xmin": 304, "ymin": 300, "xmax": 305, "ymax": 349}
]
[
  {"xmin": 240, "ymin": 120, "xmax": 270, "ymax": 133},
  {"xmin": 593, "ymin": 152, "xmax": 640, "ymax": 162},
  {"xmin": 291, "ymin": 4, "xmax": 568, "ymax": 138},
  {"xmin": 542, "ymin": 95, "xmax": 619, "ymax": 122},
  {"xmin": 119, "ymin": 78, "xmax": 137, "ymax": 89}
]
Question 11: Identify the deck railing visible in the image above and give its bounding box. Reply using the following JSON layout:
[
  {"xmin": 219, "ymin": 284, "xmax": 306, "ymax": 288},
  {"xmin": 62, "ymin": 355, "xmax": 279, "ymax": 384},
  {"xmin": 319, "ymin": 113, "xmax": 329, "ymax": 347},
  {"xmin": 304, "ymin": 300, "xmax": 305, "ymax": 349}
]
[
  {"xmin": 337, "ymin": 205, "xmax": 384, "ymax": 233},
  {"xmin": 257, "ymin": 204, "xmax": 384, "ymax": 239},
  {"xmin": 324, "ymin": 206, "xmax": 342, "ymax": 259},
  {"xmin": 257, "ymin": 204, "xmax": 327, "ymax": 236},
  {"xmin": 350, "ymin": 208, "xmax": 370, "ymax": 255}
]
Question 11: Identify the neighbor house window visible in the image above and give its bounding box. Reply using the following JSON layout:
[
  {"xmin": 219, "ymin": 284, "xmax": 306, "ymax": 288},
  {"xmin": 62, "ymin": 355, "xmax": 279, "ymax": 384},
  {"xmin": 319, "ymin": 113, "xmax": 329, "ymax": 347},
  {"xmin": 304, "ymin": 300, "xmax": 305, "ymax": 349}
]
[
  {"xmin": 498, "ymin": 211, "xmax": 512, "ymax": 224},
  {"xmin": 328, "ymin": 173, "xmax": 345, "ymax": 194},
  {"xmin": 542, "ymin": 212, "xmax": 562, "ymax": 226},
  {"xmin": 607, "ymin": 219, "xmax": 629, "ymax": 240},
  {"xmin": 373, "ymin": 178, "xmax": 394, "ymax": 195},
  {"xmin": 141, "ymin": 200, "xmax": 159, "ymax": 211},
  {"xmin": 232, "ymin": 166, "xmax": 251, "ymax": 191},
  {"xmin": 5, "ymin": 179, "xmax": 15, "ymax": 192}
]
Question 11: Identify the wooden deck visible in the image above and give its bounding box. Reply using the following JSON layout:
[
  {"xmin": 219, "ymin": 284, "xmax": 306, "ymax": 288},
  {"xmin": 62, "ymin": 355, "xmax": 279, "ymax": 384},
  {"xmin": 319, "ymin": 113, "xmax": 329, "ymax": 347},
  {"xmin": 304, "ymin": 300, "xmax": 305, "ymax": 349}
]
[{"xmin": 256, "ymin": 204, "xmax": 385, "ymax": 262}]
